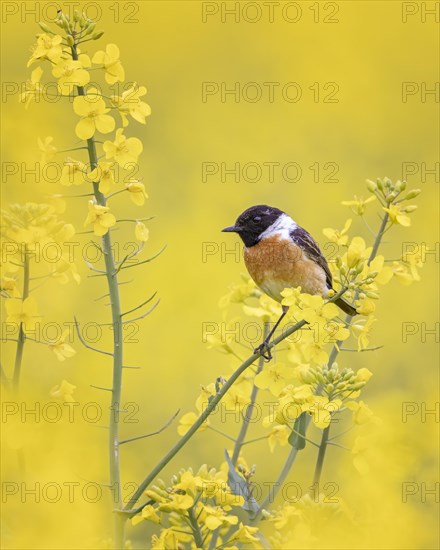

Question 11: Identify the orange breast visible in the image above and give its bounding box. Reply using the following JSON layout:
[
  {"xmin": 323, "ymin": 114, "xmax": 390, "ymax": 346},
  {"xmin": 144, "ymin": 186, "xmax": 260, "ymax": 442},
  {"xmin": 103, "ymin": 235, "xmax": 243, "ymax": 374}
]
[{"xmin": 243, "ymin": 235, "xmax": 327, "ymax": 302}]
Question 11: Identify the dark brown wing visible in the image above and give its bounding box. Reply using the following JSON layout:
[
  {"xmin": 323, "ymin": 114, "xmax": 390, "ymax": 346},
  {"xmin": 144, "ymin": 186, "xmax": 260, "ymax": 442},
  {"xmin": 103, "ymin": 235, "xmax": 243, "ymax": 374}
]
[{"xmin": 290, "ymin": 226, "xmax": 333, "ymax": 289}]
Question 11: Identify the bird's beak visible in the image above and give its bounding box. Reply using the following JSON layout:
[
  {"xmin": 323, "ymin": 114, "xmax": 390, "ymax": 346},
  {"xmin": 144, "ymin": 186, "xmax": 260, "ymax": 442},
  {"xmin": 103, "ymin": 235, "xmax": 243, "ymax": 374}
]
[{"xmin": 221, "ymin": 225, "xmax": 242, "ymax": 233}]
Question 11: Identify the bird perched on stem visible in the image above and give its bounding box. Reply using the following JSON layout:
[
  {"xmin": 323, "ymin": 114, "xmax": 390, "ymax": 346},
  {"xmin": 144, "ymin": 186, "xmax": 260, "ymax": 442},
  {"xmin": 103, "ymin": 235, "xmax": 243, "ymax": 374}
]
[{"xmin": 222, "ymin": 204, "xmax": 356, "ymax": 360}]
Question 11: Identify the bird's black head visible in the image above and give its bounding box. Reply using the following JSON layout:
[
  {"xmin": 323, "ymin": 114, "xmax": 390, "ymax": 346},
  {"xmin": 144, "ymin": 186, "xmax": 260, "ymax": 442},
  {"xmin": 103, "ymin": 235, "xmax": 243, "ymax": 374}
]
[{"xmin": 222, "ymin": 205, "xmax": 285, "ymax": 247}]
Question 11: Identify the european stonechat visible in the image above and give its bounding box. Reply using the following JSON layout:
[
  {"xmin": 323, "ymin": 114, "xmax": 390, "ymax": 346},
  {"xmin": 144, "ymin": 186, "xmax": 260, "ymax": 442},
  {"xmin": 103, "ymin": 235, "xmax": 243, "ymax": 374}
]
[{"xmin": 222, "ymin": 204, "xmax": 356, "ymax": 360}]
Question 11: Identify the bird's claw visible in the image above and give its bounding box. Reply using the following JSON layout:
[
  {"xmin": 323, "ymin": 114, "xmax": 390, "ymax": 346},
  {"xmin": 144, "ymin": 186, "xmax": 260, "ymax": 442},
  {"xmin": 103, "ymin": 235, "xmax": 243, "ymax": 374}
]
[{"xmin": 254, "ymin": 342, "xmax": 272, "ymax": 362}]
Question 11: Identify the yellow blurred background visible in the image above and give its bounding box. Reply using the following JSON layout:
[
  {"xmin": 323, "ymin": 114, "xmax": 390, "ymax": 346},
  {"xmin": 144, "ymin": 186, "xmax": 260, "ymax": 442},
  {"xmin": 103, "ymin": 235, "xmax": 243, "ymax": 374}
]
[{"xmin": 1, "ymin": 1, "xmax": 439, "ymax": 548}]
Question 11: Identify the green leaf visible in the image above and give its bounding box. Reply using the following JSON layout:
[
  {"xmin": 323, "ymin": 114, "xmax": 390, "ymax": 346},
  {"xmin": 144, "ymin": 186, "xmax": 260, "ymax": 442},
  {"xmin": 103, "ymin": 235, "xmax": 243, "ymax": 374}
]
[
  {"xmin": 288, "ymin": 412, "xmax": 307, "ymax": 450},
  {"xmin": 224, "ymin": 450, "xmax": 259, "ymax": 517}
]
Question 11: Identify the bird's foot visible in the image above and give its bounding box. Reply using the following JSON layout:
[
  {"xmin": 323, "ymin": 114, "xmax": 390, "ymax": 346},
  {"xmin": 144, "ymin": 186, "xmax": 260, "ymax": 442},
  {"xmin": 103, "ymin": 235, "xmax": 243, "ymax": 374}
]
[{"xmin": 254, "ymin": 341, "xmax": 272, "ymax": 362}]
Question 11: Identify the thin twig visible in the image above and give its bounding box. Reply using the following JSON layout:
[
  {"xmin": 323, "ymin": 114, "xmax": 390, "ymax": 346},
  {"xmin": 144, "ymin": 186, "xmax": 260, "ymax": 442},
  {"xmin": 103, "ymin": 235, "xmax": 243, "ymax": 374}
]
[{"xmin": 119, "ymin": 409, "xmax": 180, "ymax": 445}]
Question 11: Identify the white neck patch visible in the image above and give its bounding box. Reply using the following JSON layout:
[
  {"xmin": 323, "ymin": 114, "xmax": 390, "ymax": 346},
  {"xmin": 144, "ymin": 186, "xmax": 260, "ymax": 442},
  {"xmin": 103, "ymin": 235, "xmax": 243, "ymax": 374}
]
[{"xmin": 259, "ymin": 213, "xmax": 297, "ymax": 240}]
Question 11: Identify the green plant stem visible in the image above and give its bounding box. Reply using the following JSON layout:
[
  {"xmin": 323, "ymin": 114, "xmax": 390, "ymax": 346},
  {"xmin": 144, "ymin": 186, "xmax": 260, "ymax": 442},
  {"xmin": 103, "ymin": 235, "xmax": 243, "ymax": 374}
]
[
  {"xmin": 188, "ymin": 507, "xmax": 205, "ymax": 549},
  {"xmin": 71, "ymin": 43, "xmax": 125, "ymax": 550},
  {"xmin": 12, "ymin": 251, "xmax": 30, "ymax": 392},
  {"xmin": 123, "ymin": 288, "xmax": 347, "ymax": 513},
  {"xmin": 311, "ymin": 211, "xmax": 391, "ymax": 486},
  {"xmin": 312, "ymin": 426, "xmax": 330, "ymax": 487},
  {"xmin": 231, "ymin": 322, "xmax": 269, "ymax": 466},
  {"xmin": 259, "ymin": 213, "xmax": 391, "ymax": 513}
]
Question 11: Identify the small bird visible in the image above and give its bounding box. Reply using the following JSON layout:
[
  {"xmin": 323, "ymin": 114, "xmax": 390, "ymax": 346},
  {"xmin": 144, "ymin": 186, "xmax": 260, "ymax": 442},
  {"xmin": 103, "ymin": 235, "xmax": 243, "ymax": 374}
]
[{"xmin": 222, "ymin": 204, "xmax": 356, "ymax": 360}]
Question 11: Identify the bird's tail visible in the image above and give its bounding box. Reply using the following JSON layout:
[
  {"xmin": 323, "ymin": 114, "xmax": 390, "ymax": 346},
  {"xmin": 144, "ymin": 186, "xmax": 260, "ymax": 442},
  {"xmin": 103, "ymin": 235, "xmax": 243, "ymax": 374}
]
[{"xmin": 334, "ymin": 297, "xmax": 357, "ymax": 316}]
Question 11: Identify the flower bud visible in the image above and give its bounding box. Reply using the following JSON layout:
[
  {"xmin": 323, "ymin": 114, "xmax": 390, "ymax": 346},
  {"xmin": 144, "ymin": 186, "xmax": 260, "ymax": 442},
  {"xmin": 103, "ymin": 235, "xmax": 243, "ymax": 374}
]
[
  {"xmin": 326, "ymin": 384, "xmax": 335, "ymax": 394},
  {"xmin": 403, "ymin": 189, "xmax": 421, "ymax": 200},
  {"xmin": 84, "ymin": 22, "xmax": 96, "ymax": 35},
  {"xmin": 73, "ymin": 10, "xmax": 80, "ymax": 22},
  {"xmin": 92, "ymin": 30, "xmax": 105, "ymax": 40},
  {"xmin": 38, "ymin": 22, "xmax": 52, "ymax": 33},
  {"xmin": 403, "ymin": 205, "xmax": 417, "ymax": 213},
  {"xmin": 396, "ymin": 180, "xmax": 406, "ymax": 191},
  {"xmin": 376, "ymin": 178, "xmax": 384, "ymax": 191},
  {"xmin": 66, "ymin": 35, "xmax": 75, "ymax": 47},
  {"xmin": 385, "ymin": 191, "xmax": 398, "ymax": 202},
  {"xmin": 366, "ymin": 179, "xmax": 377, "ymax": 192},
  {"xmin": 58, "ymin": 12, "xmax": 70, "ymax": 31}
]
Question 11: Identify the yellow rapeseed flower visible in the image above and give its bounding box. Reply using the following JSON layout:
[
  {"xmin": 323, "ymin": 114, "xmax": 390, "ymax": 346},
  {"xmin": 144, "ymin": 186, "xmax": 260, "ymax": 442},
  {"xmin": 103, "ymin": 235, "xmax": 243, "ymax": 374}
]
[
  {"xmin": 322, "ymin": 218, "xmax": 352, "ymax": 245},
  {"xmin": 125, "ymin": 179, "xmax": 148, "ymax": 205},
  {"xmin": 73, "ymin": 90, "xmax": 115, "ymax": 140},
  {"xmin": 111, "ymin": 82, "xmax": 151, "ymax": 126},
  {"xmin": 52, "ymin": 59, "xmax": 90, "ymax": 96},
  {"xmin": 60, "ymin": 158, "xmax": 87, "ymax": 186},
  {"xmin": 254, "ymin": 362, "xmax": 295, "ymax": 396},
  {"xmin": 92, "ymin": 43, "xmax": 125, "ymax": 84},
  {"xmin": 49, "ymin": 380, "xmax": 76, "ymax": 403},
  {"xmin": 84, "ymin": 200, "xmax": 116, "ymax": 236},
  {"xmin": 5, "ymin": 297, "xmax": 41, "ymax": 334},
  {"xmin": 383, "ymin": 203, "xmax": 414, "ymax": 227},
  {"xmin": 88, "ymin": 162, "xmax": 116, "ymax": 194},
  {"xmin": 103, "ymin": 128, "xmax": 143, "ymax": 167},
  {"xmin": 202, "ymin": 505, "xmax": 238, "ymax": 530},
  {"xmin": 267, "ymin": 424, "xmax": 290, "ymax": 453},
  {"xmin": 20, "ymin": 67, "xmax": 43, "ymax": 108},
  {"xmin": 177, "ymin": 411, "xmax": 209, "ymax": 435},
  {"xmin": 341, "ymin": 195, "xmax": 376, "ymax": 215},
  {"xmin": 48, "ymin": 329, "xmax": 76, "ymax": 361},
  {"xmin": 135, "ymin": 221, "xmax": 149, "ymax": 242},
  {"xmin": 37, "ymin": 136, "xmax": 57, "ymax": 164},
  {"xmin": 27, "ymin": 33, "xmax": 63, "ymax": 66}
]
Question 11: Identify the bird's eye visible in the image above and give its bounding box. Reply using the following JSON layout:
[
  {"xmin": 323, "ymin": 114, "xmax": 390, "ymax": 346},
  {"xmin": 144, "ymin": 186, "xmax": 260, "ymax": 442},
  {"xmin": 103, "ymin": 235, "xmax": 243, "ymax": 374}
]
[{"xmin": 253, "ymin": 216, "xmax": 262, "ymax": 223}]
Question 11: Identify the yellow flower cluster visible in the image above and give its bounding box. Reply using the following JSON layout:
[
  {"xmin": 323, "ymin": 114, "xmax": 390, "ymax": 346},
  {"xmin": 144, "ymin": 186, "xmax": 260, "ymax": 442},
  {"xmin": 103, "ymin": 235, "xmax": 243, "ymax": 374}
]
[
  {"xmin": 133, "ymin": 465, "xmax": 260, "ymax": 549},
  {"xmin": 261, "ymin": 363, "xmax": 373, "ymax": 434},
  {"xmin": 1, "ymin": 203, "xmax": 79, "ymax": 362},
  {"xmin": 1, "ymin": 202, "xmax": 79, "ymax": 283},
  {"xmin": 22, "ymin": 13, "xmax": 152, "ymax": 244}
]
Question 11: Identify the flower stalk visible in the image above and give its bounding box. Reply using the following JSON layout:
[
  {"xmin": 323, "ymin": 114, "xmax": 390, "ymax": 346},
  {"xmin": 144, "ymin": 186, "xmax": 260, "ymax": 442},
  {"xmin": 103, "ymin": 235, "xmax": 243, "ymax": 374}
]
[
  {"xmin": 12, "ymin": 250, "xmax": 30, "ymax": 392},
  {"xmin": 311, "ymin": 211, "xmax": 391, "ymax": 487},
  {"xmin": 70, "ymin": 42, "xmax": 125, "ymax": 548},
  {"xmin": 231, "ymin": 322, "xmax": 270, "ymax": 466},
  {"xmin": 123, "ymin": 289, "xmax": 347, "ymax": 513},
  {"xmin": 258, "ymin": 212, "xmax": 390, "ymax": 513}
]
